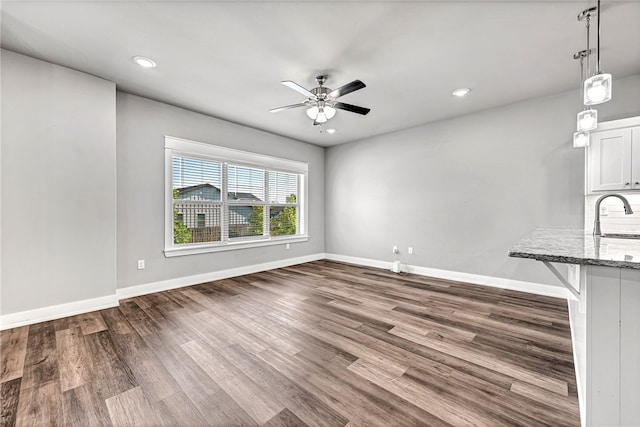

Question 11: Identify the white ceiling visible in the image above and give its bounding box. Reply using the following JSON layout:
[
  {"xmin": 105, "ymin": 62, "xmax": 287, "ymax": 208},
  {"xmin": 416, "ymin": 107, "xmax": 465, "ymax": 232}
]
[{"xmin": 2, "ymin": 1, "xmax": 639, "ymax": 147}]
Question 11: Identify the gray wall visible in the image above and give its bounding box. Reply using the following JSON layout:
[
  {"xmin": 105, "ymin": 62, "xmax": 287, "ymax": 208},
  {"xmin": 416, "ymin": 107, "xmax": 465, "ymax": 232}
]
[
  {"xmin": 1, "ymin": 50, "xmax": 117, "ymax": 314},
  {"xmin": 116, "ymin": 92, "xmax": 324, "ymax": 289},
  {"xmin": 325, "ymin": 74, "xmax": 640, "ymax": 286},
  {"xmin": 2, "ymin": 46, "xmax": 636, "ymax": 318}
]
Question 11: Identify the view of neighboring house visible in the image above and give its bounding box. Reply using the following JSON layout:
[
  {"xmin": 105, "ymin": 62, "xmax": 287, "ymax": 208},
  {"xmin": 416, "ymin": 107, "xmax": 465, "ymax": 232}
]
[
  {"xmin": 174, "ymin": 183, "xmax": 264, "ymax": 241},
  {"xmin": 174, "ymin": 183, "xmax": 222, "ymax": 229}
]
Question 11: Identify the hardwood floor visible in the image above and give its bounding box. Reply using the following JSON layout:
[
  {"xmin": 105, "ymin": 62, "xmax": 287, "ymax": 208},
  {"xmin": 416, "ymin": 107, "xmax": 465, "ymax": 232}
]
[{"xmin": 0, "ymin": 260, "xmax": 580, "ymax": 426}]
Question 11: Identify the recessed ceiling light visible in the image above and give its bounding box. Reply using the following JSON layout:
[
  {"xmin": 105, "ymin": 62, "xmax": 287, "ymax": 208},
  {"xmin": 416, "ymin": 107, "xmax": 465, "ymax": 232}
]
[
  {"xmin": 326, "ymin": 129, "xmax": 336, "ymax": 134},
  {"xmin": 133, "ymin": 56, "xmax": 157, "ymax": 68},
  {"xmin": 452, "ymin": 88, "xmax": 471, "ymax": 97}
]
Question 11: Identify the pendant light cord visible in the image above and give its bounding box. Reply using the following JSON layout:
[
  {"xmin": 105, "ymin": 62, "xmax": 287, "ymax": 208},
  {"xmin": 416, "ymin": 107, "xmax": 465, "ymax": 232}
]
[
  {"xmin": 586, "ymin": 15, "xmax": 591, "ymax": 77},
  {"xmin": 596, "ymin": 0, "xmax": 601, "ymax": 74},
  {"xmin": 579, "ymin": 56, "xmax": 585, "ymax": 109}
]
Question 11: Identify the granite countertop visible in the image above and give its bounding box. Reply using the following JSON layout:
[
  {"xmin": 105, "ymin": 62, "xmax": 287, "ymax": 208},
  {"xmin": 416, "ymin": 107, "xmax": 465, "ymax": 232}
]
[{"xmin": 509, "ymin": 228, "xmax": 640, "ymax": 270}]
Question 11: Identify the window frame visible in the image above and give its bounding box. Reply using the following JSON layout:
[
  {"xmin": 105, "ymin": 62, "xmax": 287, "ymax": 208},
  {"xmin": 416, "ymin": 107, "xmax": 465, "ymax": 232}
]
[{"xmin": 164, "ymin": 136, "xmax": 308, "ymax": 257}]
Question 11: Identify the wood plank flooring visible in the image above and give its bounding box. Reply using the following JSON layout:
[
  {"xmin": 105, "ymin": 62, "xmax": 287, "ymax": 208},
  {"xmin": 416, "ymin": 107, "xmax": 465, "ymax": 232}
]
[{"xmin": 0, "ymin": 260, "xmax": 580, "ymax": 426}]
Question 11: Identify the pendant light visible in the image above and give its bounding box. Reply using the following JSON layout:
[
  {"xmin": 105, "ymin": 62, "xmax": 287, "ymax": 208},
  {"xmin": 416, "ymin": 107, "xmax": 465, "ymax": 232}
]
[
  {"xmin": 577, "ymin": 109, "xmax": 598, "ymax": 131},
  {"xmin": 574, "ymin": 130, "xmax": 590, "ymax": 148},
  {"xmin": 575, "ymin": 46, "xmax": 597, "ymax": 133},
  {"xmin": 573, "ymin": 5, "xmax": 596, "ymax": 148},
  {"xmin": 573, "ymin": 50, "xmax": 593, "ymax": 147},
  {"xmin": 584, "ymin": 0, "xmax": 612, "ymax": 105}
]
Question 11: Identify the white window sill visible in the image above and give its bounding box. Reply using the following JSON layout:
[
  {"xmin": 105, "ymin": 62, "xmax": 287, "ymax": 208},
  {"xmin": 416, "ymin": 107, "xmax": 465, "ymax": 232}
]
[{"xmin": 164, "ymin": 235, "xmax": 309, "ymax": 257}]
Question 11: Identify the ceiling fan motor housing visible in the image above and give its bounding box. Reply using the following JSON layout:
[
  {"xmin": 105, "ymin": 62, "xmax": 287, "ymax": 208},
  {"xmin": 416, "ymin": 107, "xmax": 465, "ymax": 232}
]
[{"xmin": 311, "ymin": 86, "xmax": 330, "ymax": 99}]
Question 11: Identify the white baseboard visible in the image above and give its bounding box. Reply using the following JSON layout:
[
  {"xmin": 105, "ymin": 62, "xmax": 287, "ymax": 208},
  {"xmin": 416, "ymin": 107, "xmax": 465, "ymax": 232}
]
[
  {"xmin": 0, "ymin": 294, "xmax": 119, "ymax": 331},
  {"xmin": 325, "ymin": 253, "xmax": 390, "ymax": 270},
  {"xmin": 0, "ymin": 254, "xmax": 325, "ymax": 330},
  {"xmin": 325, "ymin": 253, "xmax": 570, "ymax": 299},
  {"xmin": 0, "ymin": 252, "xmax": 568, "ymax": 330},
  {"xmin": 117, "ymin": 253, "xmax": 326, "ymax": 299}
]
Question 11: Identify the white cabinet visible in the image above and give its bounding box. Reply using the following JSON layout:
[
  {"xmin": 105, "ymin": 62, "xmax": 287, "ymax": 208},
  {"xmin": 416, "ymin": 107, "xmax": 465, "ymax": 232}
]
[
  {"xmin": 588, "ymin": 117, "xmax": 640, "ymax": 193},
  {"xmin": 620, "ymin": 269, "xmax": 640, "ymax": 426},
  {"xmin": 569, "ymin": 265, "xmax": 640, "ymax": 426},
  {"xmin": 633, "ymin": 133, "xmax": 640, "ymax": 190}
]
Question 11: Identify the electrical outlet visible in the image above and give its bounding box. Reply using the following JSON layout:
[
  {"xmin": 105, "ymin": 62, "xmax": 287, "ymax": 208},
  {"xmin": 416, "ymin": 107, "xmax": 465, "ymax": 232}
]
[
  {"xmin": 137, "ymin": 260, "xmax": 145, "ymax": 270},
  {"xmin": 286, "ymin": 243, "xmax": 290, "ymax": 250},
  {"xmin": 408, "ymin": 247, "xmax": 414, "ymax": 255},
  {"xmin": 600, "ymin": 205, "xmax": 608, "ymax": 216},
  {"xmin": 392, "ymin": 261, "xmax": 401, "ymax": 273},
  {"xmin": 392, "ymin": 245, "xmax": 399, "ymax": 254}
]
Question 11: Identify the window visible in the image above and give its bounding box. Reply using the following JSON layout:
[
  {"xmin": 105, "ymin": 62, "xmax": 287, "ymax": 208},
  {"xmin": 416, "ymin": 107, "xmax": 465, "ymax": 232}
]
[
  {"xmin": 196, "ymin": 213, "xmax": 206, "ymax": 227},
  {"xmin": 165, "ymin": 136, "xmax": 308, "ymax": 256},
  {"xmin": 268, "ymin": 171, "xmax": 299, "ymax": 237}
]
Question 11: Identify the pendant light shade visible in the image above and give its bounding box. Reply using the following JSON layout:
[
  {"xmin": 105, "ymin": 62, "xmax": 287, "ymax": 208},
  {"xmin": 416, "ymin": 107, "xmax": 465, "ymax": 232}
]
[
  {"xmin": 573, "ymin": 131, "xmax": 590, "ymax": 148},
  {"xmin": 577, "ymin": 108, "xmax": 598, "ymax": 131},
  {"xmin": 584, "ymin": 73, "xmax": 612, "ymax": 105}
]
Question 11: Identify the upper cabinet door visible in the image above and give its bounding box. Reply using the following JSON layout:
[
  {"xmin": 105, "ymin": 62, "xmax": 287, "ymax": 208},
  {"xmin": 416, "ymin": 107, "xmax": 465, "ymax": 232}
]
[
  {"xmin": 632, "ymin": 128, "xmax": 640, "ymax": 190},
  {"xmin": 589, "ymin": 128, "xmax": 632, "ymax": 192}
]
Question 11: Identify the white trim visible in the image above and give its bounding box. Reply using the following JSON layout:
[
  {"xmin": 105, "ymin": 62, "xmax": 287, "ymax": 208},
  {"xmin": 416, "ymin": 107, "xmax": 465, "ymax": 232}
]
[
  {"xmin": 165, "ymin": 137, "xmax": 309, "ymax": 255},
  {"xmin": 0, "ymin": 254, "xmax": 569, "ymax": 330},
  {"xmin": 593, "ymin": 116, "xmax": 640, "ymax": 132},
  {"xmin": 117, "ymin": 253, "xmax": 325, "ymax": 299},
  {"xmin": 325, "ymin": 253, "xmax": 390, "ymax": 270},
  {"xmin": 325, "ymin": 253, "xmax": 570, "ymax": 299},
  {"xmin": 0, "ymin": 294, "xmax": 119, "ymax": 331},
  {"xmin": 0, "ymin": 254, "xmax": 323, "ymax": 329},
  {"xmin": 165, "ymin": 136, "xmax": 309, "ymax": 173},
  {"xmin": 165, "ymin": 146, "xmax": 175, "ymax": 251},
  {"xmin": 164, "ymin": 236, "xmax": 309, "ymax": 257}
]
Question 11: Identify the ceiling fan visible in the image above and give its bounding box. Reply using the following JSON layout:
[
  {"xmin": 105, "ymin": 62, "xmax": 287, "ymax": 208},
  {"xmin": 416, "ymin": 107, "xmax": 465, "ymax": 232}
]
[{"xmin": 269, "ymin": 75, "xmax": 370, "ymax": 125}]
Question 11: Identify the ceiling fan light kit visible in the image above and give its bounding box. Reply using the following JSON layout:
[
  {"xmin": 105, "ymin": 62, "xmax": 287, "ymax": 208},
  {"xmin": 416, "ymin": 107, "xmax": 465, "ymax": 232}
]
[
  {"xmin": 572, "ymin": 0, "xmax": 612, "ymax": 148},
  {"xmin": 306, "ymin": 101, "xmax": 336, "ymax": 123},
  {"xmin": 270, "ymin": 75, "xmax": 370, "ymax": 126}
]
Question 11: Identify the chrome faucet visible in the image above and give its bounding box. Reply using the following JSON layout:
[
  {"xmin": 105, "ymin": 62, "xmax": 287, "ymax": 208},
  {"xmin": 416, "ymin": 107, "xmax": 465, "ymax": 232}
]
[{"xmin": 593, "ymin": 193, "xmax": 634, "ymax": 236}]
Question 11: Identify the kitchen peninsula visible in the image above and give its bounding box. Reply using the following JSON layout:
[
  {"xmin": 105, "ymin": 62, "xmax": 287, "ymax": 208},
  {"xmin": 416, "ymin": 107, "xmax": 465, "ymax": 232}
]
[{"xmin": 510, "ymin": 228, "xmax": 640, "ymax": 427}]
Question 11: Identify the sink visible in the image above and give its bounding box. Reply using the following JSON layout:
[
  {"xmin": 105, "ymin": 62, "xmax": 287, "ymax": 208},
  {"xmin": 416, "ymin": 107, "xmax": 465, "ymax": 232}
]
[{"xmin": 601, "ymin": 233, "xmax": 640, "ymax": 240}]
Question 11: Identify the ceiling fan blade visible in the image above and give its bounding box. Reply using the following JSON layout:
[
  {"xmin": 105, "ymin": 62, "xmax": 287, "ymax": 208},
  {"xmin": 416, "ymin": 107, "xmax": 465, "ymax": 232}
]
[
  {"xmin": 269, "ymin": 102, "xmax": 308, "ymax": 113},
  {"xmin": 281, "ymin": 81, "xmax": 315, "ymax": 98},
  {"xmin": 333, "ymin": 102, "xmax": 370, "ymax": 115},
  {"xmin": 328, "ymin": 80, "xmax": 366, "ymax": 98}
]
